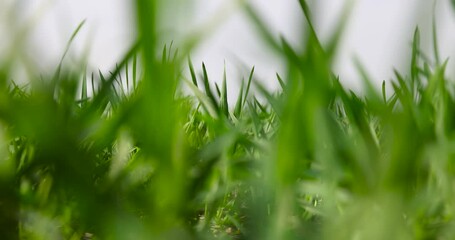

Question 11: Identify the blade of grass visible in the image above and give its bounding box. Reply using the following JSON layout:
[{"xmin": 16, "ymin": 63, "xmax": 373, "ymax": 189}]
[
  {"xmin": 202, "ymin": 62, "xmax": 219, "ymax": 111},
  {"xmin": 81, "ymin": 69, "xmax": 88, "ymax": 105},
  {"xmin": 243, "ymin": 4, "xmax": 281, "ymax": 52},
  {"xmin": 297, "ymin": 0, "xmax": 324, "ymax": 54},
  {"xmin": 184, "ymin": 78, "xmax": 218, "ymax": 118},
  {"xmin": 243, "ymin": 66, "xmax": 255, "ymax": 106},
  {"xmin": 234, "ymin": 79, "xmax": 244, "ymax": 118},
  {"xmin": 382, "ymin": 80, "xmax": 387, "ymax": 104},
  {"xmin": 162, "ymin": 44, "xmax": 167, "ymax": 63},
  {"xmin": 56, "ymin": 20, "xmax": 86, "ymax": 73},
  {"xmin": 188, "ymin": 57, "xmax": 199, "ymax": 87},
  {"xmin": 276, "ymin": 73, "xmax": 286, "ymax": 92},
  {"xmin": 215, "ymin": 82, "xmax": 221, "ymax": 98},
  {"xmin": 411, "ymin": 27, "xmax": 420, "ymax": 82},
  {"xmin": 125, "ymin": 60, "xmax": 130, "ymax": 92},
  {"xmin": 353, "ymin": 56, "xmax": 381, "ymax": 101},
  {"xmin": 432, "ymin": 3, "xmax": 440, "ymax": 65},
  {"xmin": 88, "ymin": 41, "xmax": 140, "ymax": 113},
  {"xmin": 220, "ymin": 63, "xmax": 229, "ymax": 117},
  {"xmin": 325, "ymin": 0, "xmax": 353, "ymax": 61},
  {"xmin": 133, "ymin": 54, "xmax": 137, "ymax": 89}
]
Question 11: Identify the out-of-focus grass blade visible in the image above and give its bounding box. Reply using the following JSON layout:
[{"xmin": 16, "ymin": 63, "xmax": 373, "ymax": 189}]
[
  {"xmin": 248, "ymin": 101, "xmax": 264, "ymax": 137},
  {"xmin": 325, "ymin": 0, "xmax": 353, "ymax": 61},
  {"xmin": 243, "ymin": 4, "xmax": 281, "ymax": 52},
  {"xmin": 253, "ymin": 96, "xmax": 268, "ymax": 114},
  {"xmin": 255, "ymin": 81, "xmax": 282, "ymax": 117},
  {"xmin": 220, "ymin": 63, "xmax": 229, "ymax": 117},
  {"xmin": 411, "ymin": 27, "xmax": 420, "ymax": 82},
  {"xmin": 184, "ymin": 78, "xmax": 218, "ymax": 118},
  {"xmin": 353, "ymin": 57, "xmax": 380, "ymax": 101},
  {"xmin": 99, "ymin": 70, "xmax": 106, "ymax": 83},
  {"xmin": 432, "ymin": 5, "xmax": 440, "ymax": 65},
  {"xmin": 280, "ymin": 37, "xmax": 303, "ymax": 69},
  {"xmin": 81, "ymin": 70, "xmax": 88, "ymax": 106},
  {"xmin": 234, "ymin": 79, "xmax": 244, "ymax": 118},
  {"xmin": 135, "ymin": 0, "xmax": 189, "ymax": 234},
  {"xmin": 167, "ymin": 41, "xmax": 173, "ymax": 61},
  {"xmin": 188, "ymin": 57, "xmax": 199, "ymax": 87},
  {"xmin": 162, "ymin": 44, "xmax": 167, "ymax": 63},
  {"xmin": 91, "ymin": 72, "xmax": 96, "ymax": 95},
  {"xmin": 424, "ymin": 60, "xmax": 449, "ymax": 102},
  {"xmin": 88, "ymin": 42, "xmax": 140, "ymax": 113},
  {"xmin": 298, "ymin": 0, "xmax": 324, "ymax": 54},
  {"xmin": 125, "ymin": 60, "xmax": 130, "ymax": 91},
  {"xmin": 394, "ymin": 70, "xmax": 412, "ymax": 99},
  {"xmin": 202, "ymin": 62, "xmax": 219, "ymax": 111},
  {"xmin": 276, "ymin": 73, "xmax": 286, "ymax": 92},
  {"xmin": 382, "ymin": 80, "xmax": 387, "ymax": 104},
  {"xmin": 53, "ymin": 20, "xmax": 86, "ymax": 80},
  {"xmin": 59, "ymin": 20, "xmax": 86, "ymax": 65},
  {"xmin": 243, "ymin": 66, "xmax": 254, "ymax": 105},
  {"xmin": 215, "ymin": 82, "xmax": 221, "ymax": 98},
  {"xmin": 132, "ymin": 54, "xmax": 137, "ymax": 89}
]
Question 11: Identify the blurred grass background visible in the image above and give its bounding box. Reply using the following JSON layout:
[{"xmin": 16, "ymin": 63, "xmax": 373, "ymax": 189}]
[
  {"xmin": 2, "ymin": 0, "xmax": 455, "ymax": 91},
  {"xmin": 1, "ymin": 0, "xmax": 455, "ymax": 239}
]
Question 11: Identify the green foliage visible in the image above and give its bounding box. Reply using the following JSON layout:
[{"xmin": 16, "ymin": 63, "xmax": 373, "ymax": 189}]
[{"xmin": 1, "ymin": 0, "xmax": 455, "ymax": 239}]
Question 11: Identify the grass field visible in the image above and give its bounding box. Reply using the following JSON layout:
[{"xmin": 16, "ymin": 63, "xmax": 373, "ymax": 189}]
[{"xmin": 1, "ymin": 0, "xmax": 455, "ymax": 239}]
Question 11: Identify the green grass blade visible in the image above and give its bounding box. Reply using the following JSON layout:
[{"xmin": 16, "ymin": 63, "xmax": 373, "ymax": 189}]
[
  {"xmin": 162, "ymin": 44, "xmax": 167, "ymax": 62},
  {"xmin": 88, "ymin": 41, "xmax": 140, "ymax": 112},
  {"xmin": 243, "ymin": 4, "xmax": 281, "ymax": 52},
  {"xmin": 253, "ymin": 96, "xmax": 268, "ymax": 114},
  {"xmin": 188, "ymin": 57, "xmax": 199, "ymax": 87},
  {"xmin": 255, "ymin": 81, "xmax": 282, "ymax": 116},
  {"xmin": 53, "ymin": 20, "xmax": 86, "ymax": 80},
  {"xmin": 411, "ymin": 27, "xmax": 420, "ymax": 82},
  {"xmin": 234, "ymin": 79, "xmax": 244, "ymax": 118},
  {"xmin": 353, "ymin": 57, "xmax": 380, "ymax": 101},
  {"xmin": 248, "ymin": 101, "xmax": 264, "ymax": 137},
  {"xmin": 91, "ymin": 72, "xmax": 96, "ymax": 95},
  {"xmin": 243, "ymin": 66, "xmax": 255, "ymax": 105},
  {"xmin": 280, "ymin": 37, "xmax": 303, "ymax": 69},
  {"xmin": 325, "ymin": 0, "xmax": 353, "ymax": 61},
  {"xmin": 184, "ymin": 78, "xmax": 218, "ymax": 118},
  {"xmin": 298, "ymin": 0, "xmax": 324, "ymax": 54},
  {"xmin": 202, "ymin": 62, "xmax": 219, "ymax": 111},
  {"xmin": 59, "ymin": 19, "xmax": 86, "ymax": 65},
  {"xmin": 125, "ymin": 60, "xmax": 130, "ymax": 92},
  {"xmin": 215, "ymin": 82, "xmax": 221, "ymax": 98},
  {"xmin": 220, "ymin": 63, "xmax": 229, "ymax": 117},
  {"xmin": 382, "ymin": 80, "xmax": 387, "ymax": 104},
  {"xmin": 276, "ymin": 73, "xmax": 286, "ymax": 91},
  {"xmin": 432, "ymin": 3, "xmax": 440, "ymax": 65},
  {"xmin": 81, "ymin": 69, "xmax": 88, "ymax": 105},
  {"xmin": 133, "ymin": 54, "xmax": 137, "ymax": 89}
]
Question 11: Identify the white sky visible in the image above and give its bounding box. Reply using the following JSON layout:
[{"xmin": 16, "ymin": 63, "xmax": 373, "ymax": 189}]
[{"xmin": 1, "ymin": 0, "xmax": 455, "ymax": 93}]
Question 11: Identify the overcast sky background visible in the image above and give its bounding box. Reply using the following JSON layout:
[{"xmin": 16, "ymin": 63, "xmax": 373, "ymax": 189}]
[{"xmin": 1, "ymin": 0, "xmax": 455, "ymax": 93}]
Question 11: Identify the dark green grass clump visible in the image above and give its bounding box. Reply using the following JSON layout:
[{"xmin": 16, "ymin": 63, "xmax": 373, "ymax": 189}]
[{"xmin": 1, "ymin": 0, "xmax": 455, "ymax": 239}]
